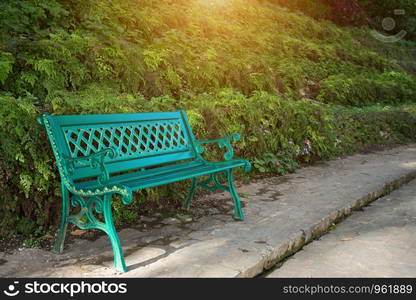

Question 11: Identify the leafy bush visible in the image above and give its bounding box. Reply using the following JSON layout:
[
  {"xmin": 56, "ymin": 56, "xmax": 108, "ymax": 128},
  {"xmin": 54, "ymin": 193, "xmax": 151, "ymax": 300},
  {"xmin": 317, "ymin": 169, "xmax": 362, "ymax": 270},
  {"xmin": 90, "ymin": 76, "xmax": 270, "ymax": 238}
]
[
  {"xmin": 317, "ymin": 71, "xmax": 416, "ymax": 106},
  {"xmin": 0, "ymin": 94, "xmax": 56, "ymax": 238},
  {"xmin": 182, "ymin": 89, "xmax": 337, "ymax": 165},
  {"xmin": 331, "ymin": 105, "xmax": 416, "ymax": 152}
]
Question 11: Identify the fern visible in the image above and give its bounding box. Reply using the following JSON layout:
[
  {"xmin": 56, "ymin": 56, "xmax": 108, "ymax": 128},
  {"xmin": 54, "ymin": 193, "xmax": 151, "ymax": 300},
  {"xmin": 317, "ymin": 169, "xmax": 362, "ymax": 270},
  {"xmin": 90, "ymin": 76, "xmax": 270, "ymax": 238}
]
[{"xmin": 0, "ymin": 51, "xmax": 14, "ymax": 84}]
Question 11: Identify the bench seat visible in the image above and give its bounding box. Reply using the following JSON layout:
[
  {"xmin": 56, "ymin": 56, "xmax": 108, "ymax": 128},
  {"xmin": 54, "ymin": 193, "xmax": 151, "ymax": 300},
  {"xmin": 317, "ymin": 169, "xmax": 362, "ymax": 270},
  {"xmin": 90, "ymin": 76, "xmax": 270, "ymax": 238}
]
[{"xmin": 76, "ymin": 159, "xmax": 248, "ymax": 191}]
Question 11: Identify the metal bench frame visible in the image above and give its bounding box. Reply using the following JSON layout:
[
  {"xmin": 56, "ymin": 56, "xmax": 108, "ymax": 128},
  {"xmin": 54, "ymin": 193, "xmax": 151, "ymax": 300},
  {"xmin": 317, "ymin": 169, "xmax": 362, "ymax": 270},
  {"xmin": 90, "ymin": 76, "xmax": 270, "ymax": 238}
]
[{"xmin": 39, "ymin": 110, "xmax": 250, "ymax": 272}]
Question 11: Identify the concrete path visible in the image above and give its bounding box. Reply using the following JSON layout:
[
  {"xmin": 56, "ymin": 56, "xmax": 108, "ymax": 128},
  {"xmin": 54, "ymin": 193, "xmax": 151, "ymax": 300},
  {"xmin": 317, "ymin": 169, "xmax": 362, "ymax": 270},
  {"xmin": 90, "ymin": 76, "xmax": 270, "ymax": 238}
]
[
  {"xmin": 267, "ymin": 178, "xmax": 416, "ymax": 278},
  {"xmin": 2, "ymin": 144, "xmax": 416, "ymax": 277}
]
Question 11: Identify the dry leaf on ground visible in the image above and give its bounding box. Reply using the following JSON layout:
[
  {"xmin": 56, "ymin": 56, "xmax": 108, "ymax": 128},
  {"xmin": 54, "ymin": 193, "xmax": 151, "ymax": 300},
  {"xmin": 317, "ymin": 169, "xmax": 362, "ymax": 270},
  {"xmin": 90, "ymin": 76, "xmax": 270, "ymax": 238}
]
[{"xmin": 70, "ymin": 229, "xmax": 86, "ymax": 236}]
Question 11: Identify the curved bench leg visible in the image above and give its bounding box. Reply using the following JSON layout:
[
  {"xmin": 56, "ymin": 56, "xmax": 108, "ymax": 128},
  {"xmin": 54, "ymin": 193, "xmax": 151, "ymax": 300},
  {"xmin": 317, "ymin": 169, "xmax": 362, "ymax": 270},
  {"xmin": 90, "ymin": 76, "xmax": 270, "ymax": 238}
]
[
  {"xmin": 226, "ymin": 169, "xmax": 245, "ymax": 221},
  {"xmin": 183, "ymin": 178, "xmax": 197, "ymax": 210},
  {"xmin": 103, "ymin": 194, "xmax": 127, "ymax": 272},
  {"xmin": 52, "ymin": 183, "xmax": 69, "ymax": 254}
]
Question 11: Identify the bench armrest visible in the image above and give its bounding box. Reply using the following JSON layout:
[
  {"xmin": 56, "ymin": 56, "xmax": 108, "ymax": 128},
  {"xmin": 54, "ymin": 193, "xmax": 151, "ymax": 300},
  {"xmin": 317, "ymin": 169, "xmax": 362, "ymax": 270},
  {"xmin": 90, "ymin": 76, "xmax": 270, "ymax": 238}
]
[
  {"xmin": 195, "ymin": 133, "xmax": 241, "ymax": 161},
  {"xmin": 63, "ymin": 148, "xmax": 117, "ymax": 186},
  {"xmin": 194, "ymin": 134, "xmax": 251, "ymax": 172},
  {"xmin": 62, "ymin": 147, "xmax": 133, "ymax": 204}
]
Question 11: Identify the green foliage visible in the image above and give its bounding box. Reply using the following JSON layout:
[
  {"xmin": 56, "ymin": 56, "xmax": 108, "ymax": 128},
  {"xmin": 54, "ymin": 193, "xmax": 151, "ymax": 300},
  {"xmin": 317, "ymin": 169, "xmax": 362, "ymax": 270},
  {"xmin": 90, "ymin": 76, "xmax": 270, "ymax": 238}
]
[
  {"xmin": 182, "ymin": 89, "xmax": 337, "ymax": 170},
  {"xmin": 0, "ymin": 94, "xmax": 57, "ymax": 238},
  {"xmin": 331, "ymin": 105, "xmax": 416, "ymax": 152},
  {"xmin": 1, "ymin": 0, "xmax": 415, "ymax": 102},
  {"xmin": 318, "ymin": 71, "xmax": 416, "ymax": 106},
  {"xmin": 0, "ymin": 51, "xmax": 14, "ymax": 84},
  {"xmin": 253, "ymin": 152, "xmax": 300, "ymax": 175},
  {"xmin": 1, "ymin": 0, "xmax": 416, "ymax": 241}
]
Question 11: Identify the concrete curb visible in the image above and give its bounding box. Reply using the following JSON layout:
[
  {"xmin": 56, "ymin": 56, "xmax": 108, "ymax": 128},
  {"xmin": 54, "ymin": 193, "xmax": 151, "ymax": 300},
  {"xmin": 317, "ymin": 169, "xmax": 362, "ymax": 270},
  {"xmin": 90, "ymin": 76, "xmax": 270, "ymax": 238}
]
[
  {"xmin": 266, "ymin": 174, "xmax": 416, "ymax": 277},
  {"xmin": 248, "ymin": 170, "xmax": 416, "ymax": 277}
]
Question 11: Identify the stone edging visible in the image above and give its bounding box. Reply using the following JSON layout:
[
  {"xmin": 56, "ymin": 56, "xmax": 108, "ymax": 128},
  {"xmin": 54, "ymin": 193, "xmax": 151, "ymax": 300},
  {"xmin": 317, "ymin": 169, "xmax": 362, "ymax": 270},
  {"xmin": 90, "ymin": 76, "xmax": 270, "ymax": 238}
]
[{"xmin": 242, "ymin": 170, "xmax": 416, "ymax": 277}]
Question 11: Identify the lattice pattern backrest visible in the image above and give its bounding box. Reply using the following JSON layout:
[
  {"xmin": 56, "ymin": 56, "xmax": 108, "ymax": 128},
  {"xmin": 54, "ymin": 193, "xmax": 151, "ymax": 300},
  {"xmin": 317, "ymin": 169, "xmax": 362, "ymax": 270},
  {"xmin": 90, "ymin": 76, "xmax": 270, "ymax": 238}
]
[
  {"xmin": 62, "ymin": 119, "xmax": 189, "ymax": 160},
  {"xmin": 43, "ymin": 111, "xmax": 196, "ymax": 180}
]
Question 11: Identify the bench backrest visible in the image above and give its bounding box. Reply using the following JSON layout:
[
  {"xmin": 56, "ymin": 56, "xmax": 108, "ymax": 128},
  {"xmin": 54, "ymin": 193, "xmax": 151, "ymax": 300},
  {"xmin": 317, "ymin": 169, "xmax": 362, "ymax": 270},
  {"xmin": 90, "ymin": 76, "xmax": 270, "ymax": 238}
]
[{"xmin": 40, "ymin": 110, "xmax": 197, "ymax": 181}]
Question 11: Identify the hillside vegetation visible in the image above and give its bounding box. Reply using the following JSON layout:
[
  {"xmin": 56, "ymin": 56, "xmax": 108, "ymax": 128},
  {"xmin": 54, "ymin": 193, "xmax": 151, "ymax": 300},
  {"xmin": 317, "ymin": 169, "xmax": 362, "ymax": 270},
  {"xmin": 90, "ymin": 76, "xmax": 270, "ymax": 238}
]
[{"xmin": 1, "ymin": 0, "xmax": 415, "ymax": 242}]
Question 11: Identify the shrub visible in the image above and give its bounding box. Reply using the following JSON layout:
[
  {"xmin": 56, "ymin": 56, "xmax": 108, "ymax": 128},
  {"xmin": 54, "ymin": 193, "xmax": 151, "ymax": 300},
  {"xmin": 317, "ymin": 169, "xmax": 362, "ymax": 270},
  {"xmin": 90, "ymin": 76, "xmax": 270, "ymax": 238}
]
[
  {"xmin": 331, "ymin": 105, "xmax": 416, "ymax": 152},
  {"xmin": 182, "ymin": 89, "xmax": 337, "ymax": 164},
  {"xmin": 0, "ymin": 94, "xmax": 56, "ymax": 238}
]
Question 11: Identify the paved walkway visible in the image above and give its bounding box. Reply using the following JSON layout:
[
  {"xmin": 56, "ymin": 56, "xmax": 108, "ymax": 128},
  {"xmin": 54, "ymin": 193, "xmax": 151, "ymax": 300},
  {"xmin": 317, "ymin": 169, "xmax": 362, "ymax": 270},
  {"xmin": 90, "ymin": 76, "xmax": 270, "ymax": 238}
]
[
  {"xmin": 267, "ymin": 178, "xmax": 416, "ymax": 277},
  {"xmin": 1, "ymin": 144, "xmax": 416, "ymax": 277}
]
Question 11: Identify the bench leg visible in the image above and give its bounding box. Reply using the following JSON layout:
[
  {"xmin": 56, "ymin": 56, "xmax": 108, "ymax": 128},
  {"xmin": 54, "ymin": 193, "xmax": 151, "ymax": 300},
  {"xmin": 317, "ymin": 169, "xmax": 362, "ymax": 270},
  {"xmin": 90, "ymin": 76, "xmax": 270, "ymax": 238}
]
[
  {"xmin": 103, "ymin": 194, "xmax": 127, "ymax": 272},
  {"xmin": 226, "ymin": 169, "xmax": 245, "ymax": 221},
  {"xmin": 183, "ymin": 178, "xmax": 197, "ymax": 210},
  {"xmin": 52, "ymin": 183, "xmax": 69, "ymax": 254}
]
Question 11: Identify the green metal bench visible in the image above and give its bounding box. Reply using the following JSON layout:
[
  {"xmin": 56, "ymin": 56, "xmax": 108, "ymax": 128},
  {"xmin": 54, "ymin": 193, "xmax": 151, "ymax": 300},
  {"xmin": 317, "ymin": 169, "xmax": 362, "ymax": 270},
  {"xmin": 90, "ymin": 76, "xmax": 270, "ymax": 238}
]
[{"xmin": 38, "ymin": 110, "xmax": 251, "ymax": 272}]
